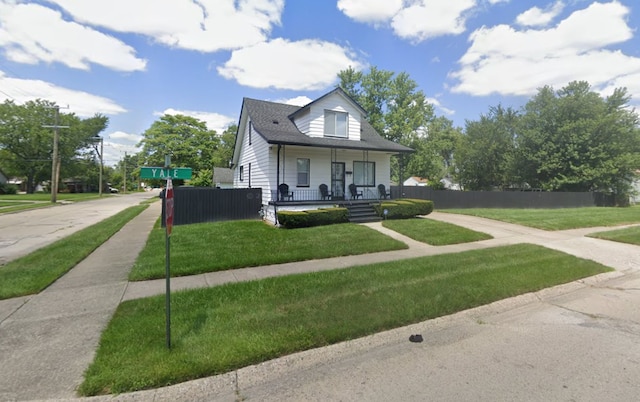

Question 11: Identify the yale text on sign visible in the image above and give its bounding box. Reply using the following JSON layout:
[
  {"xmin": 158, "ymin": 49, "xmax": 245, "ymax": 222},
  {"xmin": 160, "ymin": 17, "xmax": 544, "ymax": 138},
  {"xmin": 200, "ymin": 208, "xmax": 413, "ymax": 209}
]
[{"xmin": 140, "ymin": 167, "xmax": 192, "ymax": 180}]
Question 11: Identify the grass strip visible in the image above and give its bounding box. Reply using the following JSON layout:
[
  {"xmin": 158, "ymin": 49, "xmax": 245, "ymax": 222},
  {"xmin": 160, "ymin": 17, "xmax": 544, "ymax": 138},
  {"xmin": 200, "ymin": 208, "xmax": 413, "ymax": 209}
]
[
  {"xmin": 129, "ymin": 221, "xmax": 408, "ymax": 281},
  {"xmin": 80, "ymin": 244, "xmax": 610, "ymax": 396},
  {"xmin": 442, "ymin": 206, "xmax": 640, "ymax": 230},
  {"xmin": 382, "ymin": 217, "xmax": 492, "ymax": 245},
  {"xmin": 0, "ymin": 204, "xmax": 148, "ymax": 299},
  {"xmin": 588, "ymin": 225, "xmax": 640, "ymax": 246}
]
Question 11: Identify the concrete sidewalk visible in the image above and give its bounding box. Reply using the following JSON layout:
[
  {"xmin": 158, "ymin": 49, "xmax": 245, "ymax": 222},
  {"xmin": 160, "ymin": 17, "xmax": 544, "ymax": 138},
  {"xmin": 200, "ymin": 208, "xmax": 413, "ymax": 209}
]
[
  {"xmin": 1, "ymin": 209, "xmax": 639, "ymax": 401},
  {"xmin": 122, "ymin": 212, "xmax": 640, "ymax": 301},
  {"xmin": 0, "ymin": 202, "xmax": 161, "ymax": 401}
]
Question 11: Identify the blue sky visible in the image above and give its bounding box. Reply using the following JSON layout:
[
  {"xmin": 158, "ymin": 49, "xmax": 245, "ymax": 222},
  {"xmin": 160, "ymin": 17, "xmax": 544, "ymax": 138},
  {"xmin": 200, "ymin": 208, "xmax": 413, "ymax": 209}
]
[{"xmin": 1, "ymin": 0, "xmax": 639, "ymax": 165}]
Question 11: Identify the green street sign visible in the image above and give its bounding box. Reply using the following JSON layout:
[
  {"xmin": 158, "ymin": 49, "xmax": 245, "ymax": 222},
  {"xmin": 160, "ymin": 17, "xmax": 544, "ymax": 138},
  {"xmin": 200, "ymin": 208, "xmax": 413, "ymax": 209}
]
[{"xmin": 140, "ymin": 167, "xmax": 192, "ymax": 180}]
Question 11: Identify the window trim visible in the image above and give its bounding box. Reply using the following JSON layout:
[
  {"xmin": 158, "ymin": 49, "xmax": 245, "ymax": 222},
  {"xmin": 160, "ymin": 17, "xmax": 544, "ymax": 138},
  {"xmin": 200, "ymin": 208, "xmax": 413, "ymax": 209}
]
[
  {"xmin": 239, "ymin": 165, "xmax": 244, "ymax": 182},
  {"xmin": 296, "ymin": 158, "xmax": 310, "ymax": 187},
  {"xmin": 324, "ymin": 110, "xmax": 348, "ymax": 138},
  {"xmin": 353, "ymin": 161, "xmax": 375, "ymax": 187}
]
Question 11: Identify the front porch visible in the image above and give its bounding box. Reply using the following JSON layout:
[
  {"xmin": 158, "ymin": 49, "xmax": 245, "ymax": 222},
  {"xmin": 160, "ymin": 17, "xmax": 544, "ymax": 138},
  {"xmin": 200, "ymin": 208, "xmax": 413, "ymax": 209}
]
[{"xmin": 269, "ymin": 186, "xmax": 387, "ymax": 203}]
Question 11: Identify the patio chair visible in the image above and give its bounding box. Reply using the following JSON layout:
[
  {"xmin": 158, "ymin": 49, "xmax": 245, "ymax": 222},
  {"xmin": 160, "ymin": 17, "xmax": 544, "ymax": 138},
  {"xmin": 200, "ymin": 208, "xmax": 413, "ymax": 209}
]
[
  {"xmin": 378, "ymin": 184, "xmax": 391, "ymax": 199},
  {"xmin": 319, "ymin": 183, "xmax": 333, "ymax": 200},
  {"xmin": 348, "ymin": 183, "xmax": 363, "ymax": 200},
  {"xmin": 278, "ymin": 183, "xmax": 294, "ymax": 201}
]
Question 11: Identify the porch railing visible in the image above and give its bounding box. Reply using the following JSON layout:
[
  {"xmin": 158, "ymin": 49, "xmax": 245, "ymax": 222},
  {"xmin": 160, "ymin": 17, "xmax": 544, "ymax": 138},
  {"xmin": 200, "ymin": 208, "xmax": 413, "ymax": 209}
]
[{"xmin": 270, "ymin": 186, "xmax": 382, "ymax": 202}]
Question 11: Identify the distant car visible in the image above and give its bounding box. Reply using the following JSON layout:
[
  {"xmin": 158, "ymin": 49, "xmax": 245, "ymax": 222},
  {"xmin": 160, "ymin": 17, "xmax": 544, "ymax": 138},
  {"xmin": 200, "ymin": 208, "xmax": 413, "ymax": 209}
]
[{"xmin": 109, "ymin": 187, "xmax": 119, "ymax": 193}]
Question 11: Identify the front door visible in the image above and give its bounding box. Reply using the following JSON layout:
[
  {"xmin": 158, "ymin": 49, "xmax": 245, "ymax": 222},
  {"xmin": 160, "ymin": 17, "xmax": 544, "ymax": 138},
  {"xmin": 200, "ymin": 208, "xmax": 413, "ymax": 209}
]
[{"xmin": 331, "ymin": 162, "xmax": 345, "ymax": 200}]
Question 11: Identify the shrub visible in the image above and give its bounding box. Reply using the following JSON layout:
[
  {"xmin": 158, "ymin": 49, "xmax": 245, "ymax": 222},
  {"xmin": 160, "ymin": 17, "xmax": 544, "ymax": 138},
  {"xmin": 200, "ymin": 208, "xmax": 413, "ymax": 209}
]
[
  {"xmin": 277, "ymin": 207, "xmax": 349, "ymax": 229},
  {"xmin": 277, "ymin": 211, "xmax": 309, "ymax": 228},
  {"xmin": 320, "ymin": 207, "xmax": 349, "ymax": 224},
  {"xmin": 0, "ymin": 183, "xmax": 18, "ymax": 195},
  {"xmin": 374, "ymin": 199, "xmax": 434, "ymax": 219}
]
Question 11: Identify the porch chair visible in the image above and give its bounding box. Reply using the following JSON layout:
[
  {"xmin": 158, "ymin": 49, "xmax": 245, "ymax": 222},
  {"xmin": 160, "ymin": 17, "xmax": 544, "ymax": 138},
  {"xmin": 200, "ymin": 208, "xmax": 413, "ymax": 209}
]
[
  {"xmin": 319, "ymin": 183, "xmax": 333, "ymax": 200},
  {"xmin": 278, "ymin": 183, "xmax": 294, "ymax": 201},
  {"xmin": 378, "ymin": 184, "xmax": 391, "ymax": 199},
  {"xmin": 348, "ymin": 183, "xmax": 363, "ymax": 200}
]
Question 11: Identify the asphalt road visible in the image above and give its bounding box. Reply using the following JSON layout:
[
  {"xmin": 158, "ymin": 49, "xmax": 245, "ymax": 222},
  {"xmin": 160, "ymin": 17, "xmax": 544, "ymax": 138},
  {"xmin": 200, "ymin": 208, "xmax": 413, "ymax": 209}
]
[{"xmin": 0, "ymin": 191, "xmax": 160, "ymax": 265}]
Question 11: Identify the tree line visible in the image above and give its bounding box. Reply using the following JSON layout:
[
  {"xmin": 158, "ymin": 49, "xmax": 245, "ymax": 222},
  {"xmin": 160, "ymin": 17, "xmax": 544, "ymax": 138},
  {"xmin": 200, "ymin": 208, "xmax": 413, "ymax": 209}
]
[
  {"xmin": 1, "ymin": 68, "xmax": 639, "ymax": 202},
  {"xmin": 337, "ymin": 67, "xmax": 640, "ymax": 201}
]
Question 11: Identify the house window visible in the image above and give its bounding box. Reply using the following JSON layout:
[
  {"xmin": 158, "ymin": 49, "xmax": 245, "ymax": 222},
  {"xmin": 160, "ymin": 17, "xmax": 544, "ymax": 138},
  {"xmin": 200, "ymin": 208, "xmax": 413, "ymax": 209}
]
[
  {"xmin": 353, "ymin": 161, "xmax": 375, "ymax": 187},
  {"xmin": 297, "ymin": 158, "xmax": 310, "ymax": 187},
  {"xmin": 324, "ymin": 110, "xmax": 348, "ymax": 138},
  {"xmin": 239, "ymin": 165, "xmax": 244, "ymax": 182}
]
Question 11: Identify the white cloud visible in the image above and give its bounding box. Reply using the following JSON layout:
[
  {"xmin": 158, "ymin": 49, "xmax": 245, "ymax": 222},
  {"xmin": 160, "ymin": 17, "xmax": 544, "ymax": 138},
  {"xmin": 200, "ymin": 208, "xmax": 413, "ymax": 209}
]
[
  {"xmin": 46, "ymin": 0, "xmax": 284, "ymax": 52},
  {"xmin": 516, "ymin": 1, "xmax": 564, "ymax": 27},
  {"xmin": 282, "ymin": 96, "xmax": 313, "ymax": 107},
  {"xmin": 158, "ymin": 108, "xmax": 236, "ymax": 133},
  {"xmin": 450, "ymin": 1, "xmax": 639, "ymax": 99},
  {"xmin": 337, "ymin": 0, "xmax": 477, "ymax": 42},
  {"xmin": 0, "ymin": 71, "xmax": 126, "ymax": 117},
  {"xmin": 337, "ymin": 0, "xmax": 403, "ymax": 24},
  {"xmin": 217, "ymin": 38, "xmax": 364, "ymax": 90},
  {"xmin": 391, "ymin": 0, "xmax": 476, "ymax": 42},
  {"xmin": 108, "ymin": 131, "xmax": 141, "ymax": 143},
  {"xmin": 103, "ymin": 135, "xmax": 141, "ymax": 166},
  {"xmin": 0, "ymin": 2, "xmax": 146, "ymax": 72},
  {"xmin": 426, "ymin": 97, "xmax": 455, "ymax": 116}
]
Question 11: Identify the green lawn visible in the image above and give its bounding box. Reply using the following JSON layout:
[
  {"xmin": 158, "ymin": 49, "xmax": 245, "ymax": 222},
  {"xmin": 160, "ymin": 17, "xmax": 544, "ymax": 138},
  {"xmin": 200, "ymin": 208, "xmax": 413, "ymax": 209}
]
[
  {"xmin": 442, "ymin": 206, "xmax": 640, "ymax": 230},
  {"xmin": 80, "ymin": 243, "xmax": 610, "ymax": 396},
  {"xmin": 129, "ymin": 221, "xmax": 408, "ymax": 281},
  {"xmin": 588, "ymin": 225, "xmax": 640, "ymax": 245},
  {"xmin": 0, "ymin": 193, "xmax": 109, "ymax": 213},
  {"xmin": 382, "ymin": 217, "xmax": 492, "ymax": 245},
  {"xmin": 0, "ymin": 205, "xmax": 148, "ymax": 299}
]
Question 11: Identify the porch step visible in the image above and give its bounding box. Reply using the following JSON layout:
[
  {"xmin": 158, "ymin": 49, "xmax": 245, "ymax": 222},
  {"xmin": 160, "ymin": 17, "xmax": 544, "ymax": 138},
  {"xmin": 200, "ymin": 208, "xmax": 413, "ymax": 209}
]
[{"xmin": 346, "ymin": 203, "xmax": 381, "ymax": 223}]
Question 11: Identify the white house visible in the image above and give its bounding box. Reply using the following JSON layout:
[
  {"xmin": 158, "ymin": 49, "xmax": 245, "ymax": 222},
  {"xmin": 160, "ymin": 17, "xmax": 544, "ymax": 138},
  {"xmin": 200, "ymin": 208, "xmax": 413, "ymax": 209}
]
[
  {"xmin": 403, "ymin": 176, "xmax": 429, "ymax": 186},
  {"xmin": 232, "ymin": 87, "xmax": 413, "ymax": 223}
]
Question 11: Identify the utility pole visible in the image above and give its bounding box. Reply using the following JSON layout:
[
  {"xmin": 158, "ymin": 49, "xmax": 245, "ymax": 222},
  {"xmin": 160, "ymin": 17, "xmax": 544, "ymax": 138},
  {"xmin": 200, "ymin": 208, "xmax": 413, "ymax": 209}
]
[
  {"xmin": 43, "ymin": 105, "xmax": 69, "ymax": 203},
  {"xmin": 123, "ymin": 151, "xmax": 127, "ymax": 194},
  {"xmin": 90, "ymin": 136, "xmax": 104, "ymax": 196}
]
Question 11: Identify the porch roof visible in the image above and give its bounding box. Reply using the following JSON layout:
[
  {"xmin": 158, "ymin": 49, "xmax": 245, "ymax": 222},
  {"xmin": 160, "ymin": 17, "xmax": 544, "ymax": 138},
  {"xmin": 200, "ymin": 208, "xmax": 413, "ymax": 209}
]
[{"xmin": 242, "ymin": 97, "xmax": 414, "ymax": 154}]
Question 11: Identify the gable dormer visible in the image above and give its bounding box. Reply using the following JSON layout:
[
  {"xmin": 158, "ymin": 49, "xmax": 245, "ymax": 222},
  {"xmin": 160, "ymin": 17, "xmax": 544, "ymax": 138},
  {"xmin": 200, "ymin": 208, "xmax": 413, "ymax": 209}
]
[{"xmin": 289, "ymin": 87, "xmax": 366, "ymax": 141}]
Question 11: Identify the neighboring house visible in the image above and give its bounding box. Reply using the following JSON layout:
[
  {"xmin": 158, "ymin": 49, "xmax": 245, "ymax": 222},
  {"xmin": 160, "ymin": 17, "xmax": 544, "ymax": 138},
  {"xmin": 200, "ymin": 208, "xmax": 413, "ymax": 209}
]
[
  {"xmin": 404, "ymin": 176, "xmax": 429, "ymax": 186},
  {"xmin": 232, "ymin": 87, "xmax": 414, "ymax": 223},
  {"xmin": 212, "ymin": 167, "xmax": 234, "ymax": 189}
]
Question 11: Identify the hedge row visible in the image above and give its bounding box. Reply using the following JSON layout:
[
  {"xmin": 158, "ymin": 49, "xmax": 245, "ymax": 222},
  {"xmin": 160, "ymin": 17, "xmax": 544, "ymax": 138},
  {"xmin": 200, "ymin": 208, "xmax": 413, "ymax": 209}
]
[
  {"xmin": 277, "ymin": 207, "xmax": 349, "ymax": 228},
  {"xmin": 373, "ymin": 199, "xmax": 434, "ymax": 219}
]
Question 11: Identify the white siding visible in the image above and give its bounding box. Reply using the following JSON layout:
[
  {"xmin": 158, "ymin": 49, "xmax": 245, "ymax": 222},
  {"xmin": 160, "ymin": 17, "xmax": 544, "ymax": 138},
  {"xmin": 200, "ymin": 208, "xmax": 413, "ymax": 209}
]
[
  {"xmin": 293, "ymin": 92, "xmax": 362, "ymax": 141},
  {"xmin": 234, "ymin": 119, "xmax": 273, "ymax": 199}
]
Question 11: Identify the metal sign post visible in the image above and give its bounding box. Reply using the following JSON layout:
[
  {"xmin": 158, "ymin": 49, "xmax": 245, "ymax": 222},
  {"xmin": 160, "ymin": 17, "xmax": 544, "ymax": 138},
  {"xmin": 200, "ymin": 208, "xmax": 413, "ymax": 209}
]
[
  {"xmin": 164, "ymin": 177, "xmax": 173, "ymax": 349},
  {"xmin": 140, "ymin": 156, "xmax": 192, "ymax": 349}
]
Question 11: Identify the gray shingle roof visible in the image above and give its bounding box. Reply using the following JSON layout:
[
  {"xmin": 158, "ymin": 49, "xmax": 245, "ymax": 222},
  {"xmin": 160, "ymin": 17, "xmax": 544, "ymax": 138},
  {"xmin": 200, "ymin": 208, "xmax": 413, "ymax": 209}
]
[{"xmin": 241, "ymin": 96, "xmax": 414, "ymax": 154}]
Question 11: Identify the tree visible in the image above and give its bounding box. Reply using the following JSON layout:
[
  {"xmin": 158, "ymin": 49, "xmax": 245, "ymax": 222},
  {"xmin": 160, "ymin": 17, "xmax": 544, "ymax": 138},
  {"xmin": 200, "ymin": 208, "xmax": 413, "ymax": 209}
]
[
  {"xmin": 406, "ymin": 116, "xmax": 462, "ymax": 185},
  {"xmin": 515, "ymin": 81, "xmax": 640, "ymax": 200},
  {"xmin": 456, "ymin": 105, "xmax": 519, "ymax": 190},
  {"xmin": 138, "ymin": 114, "xmax": 221, "ymax": 182},
  {"xmin": 0, "ymin": 99, "xmax": 108, "ymax": 193},
  {"xmin": 338, "ymin": 66, "xmax": 436, "ymax": 181},
  {"xmin": 211, "ymin": 124, "xmax": 237, "ymax": 168}
]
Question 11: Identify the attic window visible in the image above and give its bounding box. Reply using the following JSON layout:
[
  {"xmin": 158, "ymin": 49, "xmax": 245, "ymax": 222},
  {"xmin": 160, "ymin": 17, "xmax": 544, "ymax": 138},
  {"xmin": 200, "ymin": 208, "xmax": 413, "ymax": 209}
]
[{"xmin": 324, "ymin": 110, "xmax": 348, "ymax": 138}]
